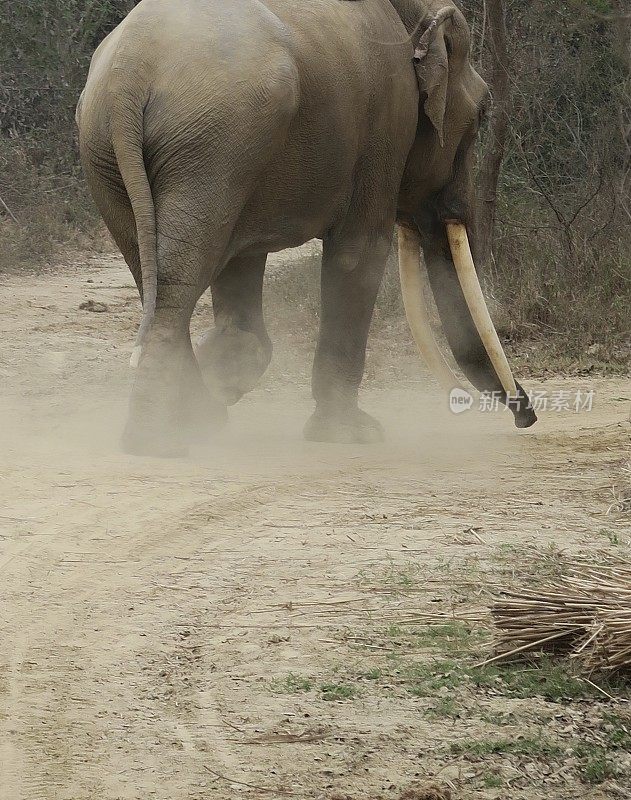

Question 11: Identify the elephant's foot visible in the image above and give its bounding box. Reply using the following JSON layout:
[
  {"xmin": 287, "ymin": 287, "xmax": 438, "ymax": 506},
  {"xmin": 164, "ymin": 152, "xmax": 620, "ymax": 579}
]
[
  {"xmin": 121, "ymin": 404, "xmax": 228, "ymax": 457},
  {"xmin": 304, "ymin": 406, "xmax": 384, "ymax": 444},
  {"xmin": 195, "ymin": 326, "xmax": 271, "ymax": 406},
  {"xmin": 121, "ymin": 420, "xmax": 189, "ymax": 459},
  {"xmin": 182, "ymin": 388, "xmax": 229, "ymax": 444},
  {"xmin": 122, "ymin": 381, "xmax": 228, "ymax": 458}
]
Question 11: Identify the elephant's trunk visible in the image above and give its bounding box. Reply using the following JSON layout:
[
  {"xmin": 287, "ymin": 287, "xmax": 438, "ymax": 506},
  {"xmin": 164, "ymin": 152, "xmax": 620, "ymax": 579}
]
[{"xmin": 397, "ymin": 222, "xmax": 537, "ymax": 428}]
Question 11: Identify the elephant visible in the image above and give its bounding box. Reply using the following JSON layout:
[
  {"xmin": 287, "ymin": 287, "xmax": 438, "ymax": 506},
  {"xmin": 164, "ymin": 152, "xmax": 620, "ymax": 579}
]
[{"xmin": 76, "ymin": 0, "xmax": 537, "ymax": 457}]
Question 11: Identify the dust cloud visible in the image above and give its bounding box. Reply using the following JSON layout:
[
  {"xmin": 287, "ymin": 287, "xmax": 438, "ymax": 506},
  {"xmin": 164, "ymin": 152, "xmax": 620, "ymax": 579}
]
[
  {"xmin": 0, "ymin": 245, "xmax": 513, "ymax": 484},
  {"xmin": 1, "ymin": 250, "xmax": 629, "ymax": 799}
]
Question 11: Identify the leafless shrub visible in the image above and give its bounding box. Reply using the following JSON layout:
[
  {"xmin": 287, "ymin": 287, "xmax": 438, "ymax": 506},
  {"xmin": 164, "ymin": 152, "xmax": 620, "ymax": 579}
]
[
  {"xmin": 0, "ymin": 1, "xmax": 135, "ymax": 270},
  {"xmin": 1, "ymin": 1, "xmax": 628, "ymax": 368},
  {"xmin": 463, "ymin": 0, "xmax": 631, "ymax": 361}
]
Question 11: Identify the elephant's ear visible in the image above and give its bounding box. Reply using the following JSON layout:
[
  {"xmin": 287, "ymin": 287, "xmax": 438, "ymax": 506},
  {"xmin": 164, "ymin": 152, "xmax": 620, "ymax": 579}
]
[{"xmin": 413, "ymin": 8, "xmax": 455, "ymax": 147}]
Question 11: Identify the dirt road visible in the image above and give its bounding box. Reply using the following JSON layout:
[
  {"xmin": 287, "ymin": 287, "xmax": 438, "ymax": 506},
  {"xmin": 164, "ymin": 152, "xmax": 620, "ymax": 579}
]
[{"xmin": 1, "ymin": 253, "xmax": 629, "ymax": 800}]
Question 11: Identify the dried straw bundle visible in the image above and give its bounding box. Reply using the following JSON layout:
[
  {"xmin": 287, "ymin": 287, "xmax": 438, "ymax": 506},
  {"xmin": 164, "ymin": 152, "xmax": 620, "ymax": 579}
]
[{"xmin": 484, "ymin": 553, "xmax": 631, "ymax": 673}]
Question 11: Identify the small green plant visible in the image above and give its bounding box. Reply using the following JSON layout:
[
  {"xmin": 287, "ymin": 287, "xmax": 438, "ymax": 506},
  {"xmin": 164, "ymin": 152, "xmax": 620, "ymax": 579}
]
[
  {"xmin": 359, "ymin": 652, "xmax": 626, "ymax": 705},
  {"xmin": 414, "ymin": 622, "xmax": 486, "ymax": 654},
  {"xmin": 581, "ymin": 754, "xmax": 615, "ymax": 784},
  {"xmin": 601, "ymin": 528, "xmax": 620, "ymax": 545},
  {"xmin": 426, "ymin": 696, "xmax": 461, "ymax": 719},
  {"xmin": 379, "ymin": 562, "xmax": 425, "ymax": 589},
  {"xmin": 478, "ymin": 660, "xmax": 589, "ymax": 702},
  {"xmin": 496, "ymin": 543, "xmax": 518, "ymax": 555},
  {"xmin": 467, "ymin": 658, "xmax": 626, "ymax": 703},
  {"xmin": 379, "ymin": 622, "xmax": 484, "ymax": 654},
  {"xmin": 320, "ymin": 682, "xmax": 356, "ymax": 701},
  {"xmin": 483, "ymin": 773, "xmax": 504, "ymax": 789},
  {"xmin": 603, "ymin": 712, "xmax": 631, "ymax": 749},
  {"xmin": 270, "ymin": 673, "xmax": 312, "ymax": 694},
  {"xmin": 451, "ymin": 736, "xmax": 562, "ymax": 759},
  {"xmin": 573, "ymin": 744, "xmax": 618, "ymax": 784},
  {"xmin": 479, "ymin": 710, "xmax": 516, "ymax": 726},
  {"xmin": 405, "ymin": 659, "xmax": 465, "ymax": 696}
]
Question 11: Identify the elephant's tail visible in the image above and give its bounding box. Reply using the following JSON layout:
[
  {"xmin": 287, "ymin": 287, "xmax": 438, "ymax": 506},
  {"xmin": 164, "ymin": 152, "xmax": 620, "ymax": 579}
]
[{"xmin": 110, "ymin": 87, "xmax": 157, "ymax": 363}]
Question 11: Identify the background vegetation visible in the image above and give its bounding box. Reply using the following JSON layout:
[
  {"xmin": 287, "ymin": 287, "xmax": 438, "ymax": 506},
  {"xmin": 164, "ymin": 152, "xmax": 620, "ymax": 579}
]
[
  {"xmin": 463, "ymin": 0, "xmax": 630, "ymax": 365},
  {"xmin": 0, "ymin": 0, "xmax": 629, "ymax": 366}
]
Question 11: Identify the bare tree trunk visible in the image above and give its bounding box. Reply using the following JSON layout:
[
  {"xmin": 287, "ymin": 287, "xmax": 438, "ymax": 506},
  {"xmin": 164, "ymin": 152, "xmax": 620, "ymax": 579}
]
[
  {"xmin": 475, "ymin": 0, "xmax": 511, "ymax": 273},
  {"xmin": 611, "ymin": 0, "xmax": 631, "ymax": 68},
  {"xmin": 611, "ymin": 1, "xmax": 631, "ymax": 221}
]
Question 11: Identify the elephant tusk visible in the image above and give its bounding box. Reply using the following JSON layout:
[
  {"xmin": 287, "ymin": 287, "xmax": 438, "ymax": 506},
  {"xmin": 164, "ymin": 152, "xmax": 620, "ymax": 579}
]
[
  {"xmin": 397, "ymin": 225, "xmax": 462, "ymax": 391},
  {"xmin": 445, "ymin": 221, "xmax": 518, "ymax": 397},
  {"xmin": 130, "ymin": 345, "xmax": 142, "ymax": 369}
]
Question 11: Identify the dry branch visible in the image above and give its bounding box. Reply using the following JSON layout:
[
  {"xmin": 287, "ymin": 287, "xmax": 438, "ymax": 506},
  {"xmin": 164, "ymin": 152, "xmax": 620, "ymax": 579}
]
[{"xmin": 0, "ymin": 194, "xmax": 20, "ymax": 225}]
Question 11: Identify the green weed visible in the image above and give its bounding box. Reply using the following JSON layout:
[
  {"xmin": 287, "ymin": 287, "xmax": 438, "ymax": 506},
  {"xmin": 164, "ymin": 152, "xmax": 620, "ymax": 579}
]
[
  {"xmin": 451, "ymin": 736, "xmax": 563, "ymax": 758},
  {"xmin": 269, "ymin": 673, "xmax": 312, "ymax": 694},
  {"xmin": 573, "ymin": 744, "xmax": 619, "ymax": 784},
  {"xmin": 426, "ymin": 697, "xmax": 461, "ymax": 719},
  {"xmin": 320, "ymin": 682, "xmax": 357, "ymax": 702}
]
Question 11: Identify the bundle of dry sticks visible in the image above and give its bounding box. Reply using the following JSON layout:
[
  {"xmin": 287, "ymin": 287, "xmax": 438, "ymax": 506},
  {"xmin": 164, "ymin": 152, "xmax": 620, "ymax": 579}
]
[{"xmin": 484, "ymin": 552, "xmax": 631, "ymax": 673}]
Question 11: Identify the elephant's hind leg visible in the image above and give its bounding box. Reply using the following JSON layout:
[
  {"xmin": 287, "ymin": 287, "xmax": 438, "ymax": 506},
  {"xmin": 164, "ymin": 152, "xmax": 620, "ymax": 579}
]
[
  {"xmin": 196, "ymin": 253, "xmax": 272, "ymax": 406},
  {"xmin": 121, "ymin": 196, "xmax": 229, "ymax": 457}
]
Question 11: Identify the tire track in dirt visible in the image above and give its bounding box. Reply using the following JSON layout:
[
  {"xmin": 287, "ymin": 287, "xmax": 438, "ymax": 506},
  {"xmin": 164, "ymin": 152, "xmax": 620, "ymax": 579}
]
[
  {"xmin": 1, "ymin": 466, "xmax": 386, "ymax": 800},
  {"xmin": 1, "ymin": 254, "xmax": 629, "ymax": 799}
]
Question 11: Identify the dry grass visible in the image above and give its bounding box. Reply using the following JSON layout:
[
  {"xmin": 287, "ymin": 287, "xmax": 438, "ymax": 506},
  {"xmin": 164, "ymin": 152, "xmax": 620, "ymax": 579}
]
[
  {"xmin": 609, "ymin": 460, "xmax": 631, "ymax": 517},
  {"xmin": 0, "ymin": 145, "xmax": 91, "ymax": 272},
  {"xmin": 483, "ymin": 551, "xmax": 631, "ymax": 674}
]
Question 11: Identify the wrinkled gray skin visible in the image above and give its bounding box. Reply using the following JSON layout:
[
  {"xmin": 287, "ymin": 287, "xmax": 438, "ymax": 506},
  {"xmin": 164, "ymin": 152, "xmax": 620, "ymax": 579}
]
[{"xmin": 77, "ymin": 0, "xmax": 535, "ymax": 457}]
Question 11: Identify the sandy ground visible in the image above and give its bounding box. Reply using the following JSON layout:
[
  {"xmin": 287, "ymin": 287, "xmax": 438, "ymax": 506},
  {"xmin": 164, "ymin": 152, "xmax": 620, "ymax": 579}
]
[{"xmin": 0, "ymin": 252, "xmax": 630, "ymax": 800}]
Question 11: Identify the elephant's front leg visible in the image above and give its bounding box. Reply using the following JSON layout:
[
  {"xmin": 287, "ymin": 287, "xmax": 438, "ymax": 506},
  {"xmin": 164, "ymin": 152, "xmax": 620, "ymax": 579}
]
[{"xmin": 305, "ymin": 235, "xmax": 390, "ymax": 444}]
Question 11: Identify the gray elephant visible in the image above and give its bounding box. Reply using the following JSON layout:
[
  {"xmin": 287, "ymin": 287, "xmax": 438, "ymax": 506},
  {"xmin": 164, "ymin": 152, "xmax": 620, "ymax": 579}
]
[{"xmin": 76, "ymin": 0, "xmax": 536, "ymax": 457}]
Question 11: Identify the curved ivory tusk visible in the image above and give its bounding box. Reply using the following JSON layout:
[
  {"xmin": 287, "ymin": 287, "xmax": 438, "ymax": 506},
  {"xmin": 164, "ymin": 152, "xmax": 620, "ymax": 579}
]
[
  {"xmin": 445, "ymin": 221, "xmax": 518, "ymax": 397},
  {"xmin": 130, "ymin": 346, "xmax": 142, "ymax": 369},
  {"xmin": 398, "ymin": 225, "xmax": 462, "ymax": 391}
]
